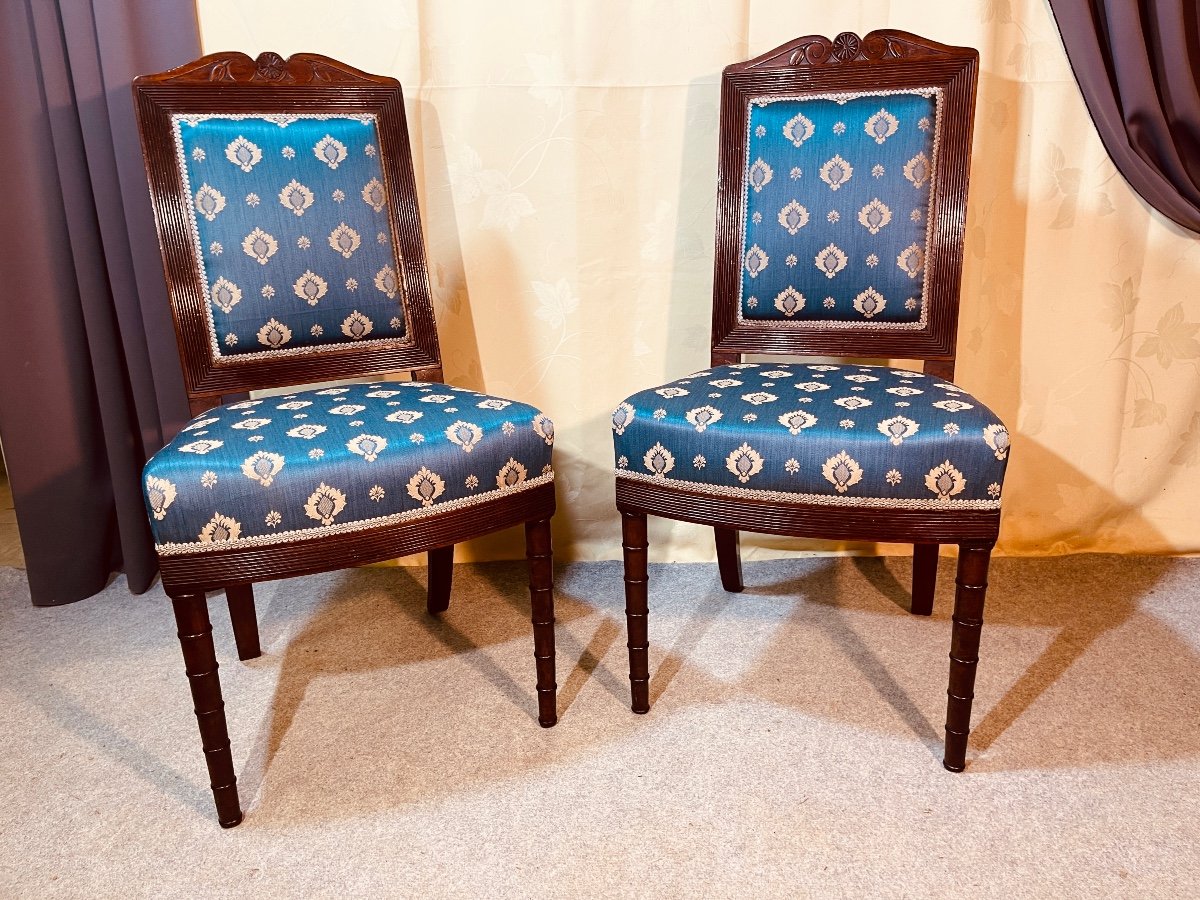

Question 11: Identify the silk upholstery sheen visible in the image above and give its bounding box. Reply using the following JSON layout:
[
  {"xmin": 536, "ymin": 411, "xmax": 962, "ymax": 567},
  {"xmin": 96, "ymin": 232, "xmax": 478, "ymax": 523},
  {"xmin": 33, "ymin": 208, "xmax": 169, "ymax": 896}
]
[
  {"xmin": 142, "ymin": 381, "xmax": 553, "ymax": 552},
  {"xmin": 612, "ymin": 363, "xmax": 1008, "ymax": 507},
  {"xmin": 176, "ymin": 116, "xmax": 408, "ymax": 356},
  {"xmin": 185, "ymin": 2, "xmax": 1200, "ymax": 562},
  {"xmin": 739, "ymin": 93, "xmax": 938, "ymax": 326}
]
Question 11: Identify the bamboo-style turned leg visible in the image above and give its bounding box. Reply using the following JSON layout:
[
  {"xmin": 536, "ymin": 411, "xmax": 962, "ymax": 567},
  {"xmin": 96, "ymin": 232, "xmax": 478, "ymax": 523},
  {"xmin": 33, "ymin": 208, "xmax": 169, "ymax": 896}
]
[
  {"xmin": 911, "ymin": 543, "xmax": 939, "ymax": 616},
  {"xmin": 427, "ymin": 545, "xmax": 454, "ymax": 614},
  {"xmin": 225, "ymin": 583, "xmax": 261, "ymax": 661},
  {"xmin": 524, "ymin": 519, "xmax": 558, "ymax": 727},
  {"xmin": 943, "ymin": 544, "xmax": 993, "ymax": 772},
  {"xmin": 171, "ymin": 592, "xmax": 242, "ymax": 827},
  {"xmin": 714, "ymin": 527, "xmax": 745, "ymax": 593},
  {"xmin": 622, "ymin": 512, "xmax": 650, "ymax": 714}
]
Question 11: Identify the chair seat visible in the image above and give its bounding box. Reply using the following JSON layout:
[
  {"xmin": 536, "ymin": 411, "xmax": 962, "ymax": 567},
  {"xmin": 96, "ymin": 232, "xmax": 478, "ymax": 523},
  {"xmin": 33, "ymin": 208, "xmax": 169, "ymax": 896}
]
[
  {"xmin": 144, "ymin": 381, "xmax": 554, "ymax": 554},
  {"xmin": 611, "ymin": 363, "xmax": 1008, "ymax": 509}
]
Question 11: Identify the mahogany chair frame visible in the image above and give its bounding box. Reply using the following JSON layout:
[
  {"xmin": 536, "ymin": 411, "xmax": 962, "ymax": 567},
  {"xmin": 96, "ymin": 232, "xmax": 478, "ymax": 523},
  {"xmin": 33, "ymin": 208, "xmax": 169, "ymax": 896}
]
[
  {"xmin": 134, "ymin": 52, "xmax": 557, "ymax": 827},
  {"xmin": 616, "ymin": 31, "xmax": 996, "ymax": 771}
]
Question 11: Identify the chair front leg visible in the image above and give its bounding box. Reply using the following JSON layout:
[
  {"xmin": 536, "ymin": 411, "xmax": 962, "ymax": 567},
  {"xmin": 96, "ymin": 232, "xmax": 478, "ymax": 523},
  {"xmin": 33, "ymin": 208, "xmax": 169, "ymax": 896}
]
[
  {"xmin": 225, "ymin": 583, "xmax": 261, "ymax": 660},
  {"xmin": 171, "ymin": 592, "xmax": 242, "ymax": 827},
  {"xmin": 524, "ymin": 520, "xmax": 557, "ymax": 727},
  {"xmin": 427, "ymin": 545, "xmax": 454, "ymax": 614},
  {"xmin": 622, "ymin": 511, "xmax": 650, "ymax": 714},
  {"xmin": 714, "ymin": 527, "xmax": 744, "ymax": 593},
  {"xmin": 943, "ymin": 543, "xmax": 993, "ymax": 772},
  {"xmin": 911, "ymin": 543, "xmax": 939, "ymax": 616}
]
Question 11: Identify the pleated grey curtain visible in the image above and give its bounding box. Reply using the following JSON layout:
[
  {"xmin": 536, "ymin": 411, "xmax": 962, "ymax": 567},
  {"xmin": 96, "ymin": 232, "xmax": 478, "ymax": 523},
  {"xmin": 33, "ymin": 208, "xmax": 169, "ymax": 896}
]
[
  {"xmin": 0, "ymin": 0, "xmax": 200, "ymax": 606},
  {"xmin": 1049, "ymin": 0, "xmax": 1200, "ymax": 233}
]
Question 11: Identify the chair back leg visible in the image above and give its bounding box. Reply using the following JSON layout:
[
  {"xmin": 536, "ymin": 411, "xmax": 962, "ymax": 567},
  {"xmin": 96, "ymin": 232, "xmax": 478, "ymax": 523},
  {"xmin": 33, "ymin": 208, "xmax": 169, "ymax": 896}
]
[
  {"xmin": 171, "ymin": 592, "xmax": 242, "ymax": 827},
  {"xmin": 911, "ymin": 543, "xmax": 939, "ymax": 616},
  {"xmin": 943, "ymin": 543, "xmax": 993, "ymax": 771},
  {"xmin": 426, "ymin": 545, "xmax": 454, "ymax": 614},
  {"xmin": 714, "ymin": 527, "xmax": 745, "ymax": 593},
  {"xmin": 524, "ymin": 519, "xmax": 558, "ymax": 727},
  {"xmin": 225, "ymin": 584, "xmax": 261, "ymax": 660}
]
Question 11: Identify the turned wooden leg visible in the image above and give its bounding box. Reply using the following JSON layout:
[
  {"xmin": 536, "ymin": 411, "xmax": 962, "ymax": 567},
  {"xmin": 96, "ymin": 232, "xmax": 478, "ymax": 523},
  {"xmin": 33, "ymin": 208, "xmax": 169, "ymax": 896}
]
[
  {"xmin": 225, "ymin": 583, "xmax": 261, "ymax": 661},
  {"xmin": 911, "ymin": 543, "xmax": 939, "ymax": 616},
  {"xmin": 524, "ymin": 520, "xmax": 557, "ymax": 727},
  {"xmin": 943, "ymin": 544, "xmax": 993, "ymax": 772},
  {"xmin": 427, "ymin": 545, "xmax": 454, "ymax": 614},
  {"xmin": 714, "ymin": 527, "xmax": 744, "ymax": 593},
  {"xmin": 622, "ymin": 511, "xmax": 650, "ymax": 714},
  {"xmin": 171, "ymin": 592, "xmax": 242, "ymax": 827}
]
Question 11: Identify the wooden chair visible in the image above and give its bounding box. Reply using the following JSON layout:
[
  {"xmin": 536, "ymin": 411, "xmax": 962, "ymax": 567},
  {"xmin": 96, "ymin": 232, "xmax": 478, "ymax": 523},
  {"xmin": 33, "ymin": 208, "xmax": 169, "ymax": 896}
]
[
  {"xmin": 611, "ymin": 31, "xmax": 1008, "ymax": 771},
  {"xmin": 133, "ymin": 52, "xmax": 557, "ymax": 827}
]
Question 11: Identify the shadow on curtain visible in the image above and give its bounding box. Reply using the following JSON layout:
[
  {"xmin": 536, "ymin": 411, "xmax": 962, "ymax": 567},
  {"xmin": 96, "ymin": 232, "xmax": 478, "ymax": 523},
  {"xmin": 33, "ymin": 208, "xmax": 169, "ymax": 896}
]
[
  {"xmin": 0, "ymin": 1, "xmax": 199, "ymax": 605},
  {"xmin": 1049, "ymin": 0, "xmax": 1200, "ymax": 233}
]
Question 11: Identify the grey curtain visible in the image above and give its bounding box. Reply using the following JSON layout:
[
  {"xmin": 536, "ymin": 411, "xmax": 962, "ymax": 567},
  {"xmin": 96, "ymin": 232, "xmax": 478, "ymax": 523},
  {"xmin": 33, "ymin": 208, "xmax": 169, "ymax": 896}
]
[
  {"xmin": 1049, "ymin": 0, "xmax": 1200, "ymax": 233},
  {"xmin": 0, "ymin": 1, "xmax": 200, "ymax": 605}
]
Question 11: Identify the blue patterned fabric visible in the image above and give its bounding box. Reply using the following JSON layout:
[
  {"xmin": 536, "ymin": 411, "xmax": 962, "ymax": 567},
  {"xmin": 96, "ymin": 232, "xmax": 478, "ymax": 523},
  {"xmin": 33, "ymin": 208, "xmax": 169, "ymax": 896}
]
[
  {"xmin": 174, "ymin": 115, "xmax": 407, "ymax": 358},
  {"xmin": 612, "ymin": 363, "xmax": 1008, "ymax": 509},
  {"xmin": 143, "ymin": 382, "xmax": 554, "ymax": 554},
  {"xmin": 739, "ymin": 91, "xmax": 938, "ymax": 327}
]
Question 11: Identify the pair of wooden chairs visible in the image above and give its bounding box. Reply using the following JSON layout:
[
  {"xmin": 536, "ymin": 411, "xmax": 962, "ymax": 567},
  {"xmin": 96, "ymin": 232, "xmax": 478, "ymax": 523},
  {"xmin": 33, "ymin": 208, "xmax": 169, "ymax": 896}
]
[{"xmin": 134, "ymin": 31, "xmax": 1007, "ymax": 827}]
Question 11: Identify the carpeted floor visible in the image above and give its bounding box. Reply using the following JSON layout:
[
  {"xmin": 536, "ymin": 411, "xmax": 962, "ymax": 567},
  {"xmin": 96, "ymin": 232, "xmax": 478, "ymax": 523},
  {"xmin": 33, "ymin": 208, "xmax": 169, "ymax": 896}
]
[{"xmin": 1, "ymin": 553, "xmax": 1198, "ymax": 898}]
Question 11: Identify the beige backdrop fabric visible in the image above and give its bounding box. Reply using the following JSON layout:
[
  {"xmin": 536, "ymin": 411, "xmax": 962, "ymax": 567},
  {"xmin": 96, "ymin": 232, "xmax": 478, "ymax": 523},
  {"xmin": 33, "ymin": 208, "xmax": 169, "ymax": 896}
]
[{"xmin": 195, "ymin": 0, "xmax": 1200, "ymax": 562}]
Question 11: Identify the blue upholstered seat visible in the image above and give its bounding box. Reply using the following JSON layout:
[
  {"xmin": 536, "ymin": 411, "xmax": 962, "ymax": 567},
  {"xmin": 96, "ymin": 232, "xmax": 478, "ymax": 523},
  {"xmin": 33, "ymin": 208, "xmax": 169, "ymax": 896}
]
[
  {"xmin": 612, "ymin": 363, "xmax": 1008, "ymax": 509},
  {"xmin": 144, "ymin": 381, "xmax": 554, "ymax": 554}
]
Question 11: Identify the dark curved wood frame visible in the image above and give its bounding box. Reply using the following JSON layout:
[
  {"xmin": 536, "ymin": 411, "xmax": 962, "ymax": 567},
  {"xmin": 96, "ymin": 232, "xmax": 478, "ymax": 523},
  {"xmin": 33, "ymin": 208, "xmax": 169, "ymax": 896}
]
[
  {"xmin": 133, "ymin": 51, "xmax": 442, "ymax": 403},
  {"xmin": 618, "ymin": 31, "xmax": 999, "ymax": 772},
  {"xmin": 134, "ymin": 52, "xmax": 557, "ymax": 828}
]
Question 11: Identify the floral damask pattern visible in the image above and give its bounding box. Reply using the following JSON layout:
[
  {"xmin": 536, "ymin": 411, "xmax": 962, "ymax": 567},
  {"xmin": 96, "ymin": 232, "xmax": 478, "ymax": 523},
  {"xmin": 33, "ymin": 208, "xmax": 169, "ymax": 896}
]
[
  {"xmin": 174, "ymin": 114, "xmax": 408, "ymax": 358},
  {"xmin": 738, "ymin": 91, "xmax": 939, "ymax": 327},
  {"xmin": 142, "ymin": 381, "xmax": 554, "ymax": 553},
  {"xmin": 612, "ymin": 363, "xmax": 1008, "ymax": 508}
]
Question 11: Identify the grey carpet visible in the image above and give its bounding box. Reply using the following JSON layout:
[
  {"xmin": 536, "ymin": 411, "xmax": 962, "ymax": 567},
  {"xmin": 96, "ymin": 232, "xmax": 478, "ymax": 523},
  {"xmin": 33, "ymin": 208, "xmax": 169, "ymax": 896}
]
[{"xmin": 1, "ymin": 553, "xmax": 1198, "ymax": 898}]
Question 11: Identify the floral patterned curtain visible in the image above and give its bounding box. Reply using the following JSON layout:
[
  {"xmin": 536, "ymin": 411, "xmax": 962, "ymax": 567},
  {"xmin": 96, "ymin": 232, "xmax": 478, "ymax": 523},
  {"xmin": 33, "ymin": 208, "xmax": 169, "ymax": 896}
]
[{"xmin": 0, "ymin": 1, "xmax": 199, "ymax": 605}]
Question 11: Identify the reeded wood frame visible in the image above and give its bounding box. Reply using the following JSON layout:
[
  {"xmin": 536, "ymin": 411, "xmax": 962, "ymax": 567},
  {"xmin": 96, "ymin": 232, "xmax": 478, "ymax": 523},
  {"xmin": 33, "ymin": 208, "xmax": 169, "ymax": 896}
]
[
  {"xmin": 711, "ymin": 30, "xmax": 979, "ymax": 363},
  {"xmin": 134, "ymin": 52, "xmax": 442, "ymax": 403},
  {"xmin": 618, "ymin": 32, "xmax": 1000, "ymax": 775},
  {"xmin": 133, "ymin": 53, "xmax": 557, "ymax": 828}
]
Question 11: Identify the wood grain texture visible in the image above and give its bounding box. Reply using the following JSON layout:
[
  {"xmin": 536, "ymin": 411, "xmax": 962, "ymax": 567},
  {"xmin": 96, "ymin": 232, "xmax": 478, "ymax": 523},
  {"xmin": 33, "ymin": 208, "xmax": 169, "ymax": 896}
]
[
  {"xmin": 740, "ymin": 30, "xmax": 966, "ymax": 69},
  {"xmin": 709, "ymin": 30, "xmax": 979, "ymax": 363},
  {"xmin": 132, "ymin": 52, "xmax": 441, "ymax": 400},
  {"xmin": 159, "ymin": 482, "xmax": 556, "ymax": 595},
  {"xmin": 616, "ymin": 478, "xmax": 1000, "ymax": 545}
]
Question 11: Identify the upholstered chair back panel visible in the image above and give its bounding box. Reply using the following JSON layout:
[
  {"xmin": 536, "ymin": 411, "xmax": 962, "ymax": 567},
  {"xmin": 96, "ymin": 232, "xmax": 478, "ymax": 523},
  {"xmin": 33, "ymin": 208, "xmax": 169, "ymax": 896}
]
[
  {"xmin": 739, "ymin": 91, "xmax": 938, "ymax": 329},
  {"xmin": 176, "ymin": 114, "xmax": 406, "ymax": 359}
]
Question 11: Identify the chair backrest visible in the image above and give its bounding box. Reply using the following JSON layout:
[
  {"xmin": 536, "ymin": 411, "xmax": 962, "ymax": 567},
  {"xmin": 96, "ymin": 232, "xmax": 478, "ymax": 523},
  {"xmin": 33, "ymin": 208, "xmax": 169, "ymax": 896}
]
[
  {"xmin": 133, "ymin": 52, "xmax": 441, "ymax": 410},
  {"xmin": 711, "ymin": 31, "xmax": 979, "ymax": 376}
]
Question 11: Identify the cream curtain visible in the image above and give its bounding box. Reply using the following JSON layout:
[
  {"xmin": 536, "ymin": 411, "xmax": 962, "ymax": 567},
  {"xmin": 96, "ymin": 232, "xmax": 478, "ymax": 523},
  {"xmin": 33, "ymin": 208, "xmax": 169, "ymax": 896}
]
[{"xmin": 196, "ymin": 0, "xmax": 1200, "ymax": 562}]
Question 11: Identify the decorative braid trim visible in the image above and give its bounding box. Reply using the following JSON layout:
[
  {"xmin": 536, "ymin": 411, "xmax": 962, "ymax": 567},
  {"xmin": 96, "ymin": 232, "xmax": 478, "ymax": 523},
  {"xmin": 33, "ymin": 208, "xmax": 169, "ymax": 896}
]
[
  {"xmin": 615, "ymin": 469, "xmax": 1000, "ymax": 511},
  {"xmin": 154, "ymin": 471, "xmax": 554, "ymax": 556},
  {"xmin": 735, "ymin": 87, "xmax": 945, "ymax": 332},
  {"xmin": 169, "ymin": 113, "xmax": 415, "ymax": 362}
]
